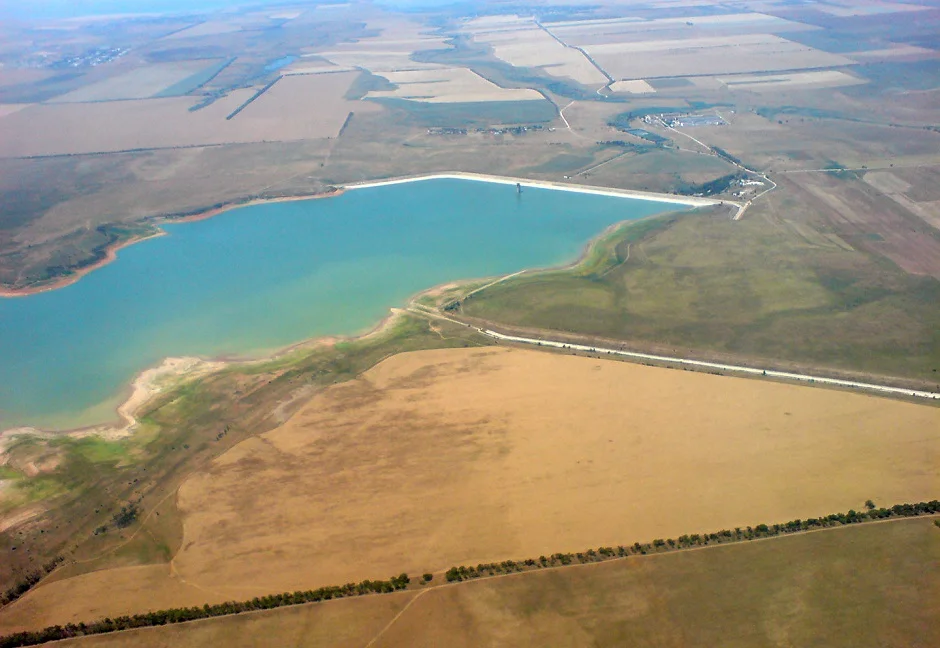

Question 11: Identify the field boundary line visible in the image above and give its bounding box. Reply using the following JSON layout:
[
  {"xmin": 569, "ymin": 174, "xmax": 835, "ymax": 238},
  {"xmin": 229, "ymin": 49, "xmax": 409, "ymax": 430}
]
[
  {"xmin": 362, "ymin": 589, "xmax": 429, "ymax": 648},
  {"xmin": 360, "ymin": 513, "xmax": 939, "ymax": 647}
]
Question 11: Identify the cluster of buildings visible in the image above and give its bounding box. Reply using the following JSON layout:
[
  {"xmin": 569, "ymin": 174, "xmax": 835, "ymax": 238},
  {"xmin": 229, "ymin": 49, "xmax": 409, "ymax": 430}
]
[
  {"xmin": 50, "ymin": 47, "xmax": 129, "ymax": 69},
  {"xmin": 642, "ymin": 112, "xmax": 728, "ymax": 128},
  {"xmin": 427, "ymin": 124, "xmax": 548, "ymax": 137}
]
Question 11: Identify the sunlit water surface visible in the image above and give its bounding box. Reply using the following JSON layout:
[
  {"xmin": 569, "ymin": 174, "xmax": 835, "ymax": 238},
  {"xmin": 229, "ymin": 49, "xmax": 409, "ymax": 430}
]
[{"xmin": 0, "ymin": 179, "xmax": 687, "ymax": 429}]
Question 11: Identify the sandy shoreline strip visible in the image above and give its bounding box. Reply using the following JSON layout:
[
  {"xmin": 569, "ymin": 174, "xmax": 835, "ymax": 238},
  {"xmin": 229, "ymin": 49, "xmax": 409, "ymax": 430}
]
[{"xmin": 0, "ymin": 306, "xmax": 409, "ymax": 451}]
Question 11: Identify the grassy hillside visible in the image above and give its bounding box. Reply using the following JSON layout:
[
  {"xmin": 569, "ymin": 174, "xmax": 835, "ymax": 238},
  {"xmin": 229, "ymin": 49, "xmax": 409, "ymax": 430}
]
[{"xmin": 460, "ymin": 207, "xmax": 940, "ymax": 384}]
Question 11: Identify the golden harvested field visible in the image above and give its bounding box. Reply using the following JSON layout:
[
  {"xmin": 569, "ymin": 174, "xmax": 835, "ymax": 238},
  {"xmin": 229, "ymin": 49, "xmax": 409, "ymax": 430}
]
[
  {"xmin": 0, "ymin": 72, "xmax": 374, "ymax": 157},
  {"xmin": 313, "ymin": 16, "xmax": 449, "ymax": 73},
  {"xmin": 464, "ymin": 19, "xmax": 608, "ymax": 86},
  {"xmin": 584, "ymin": 34, "xmax": 855, "ymax": 80},
  {"xmin": 54, "ymin": 592, "xmax": 417, "ymax": 648},
  {"xmin": 2, "ymin": 347, "xmax": 937, "ymax": 632},
  {"xmin": 545, "ymin": 12, "xmax": 817, "ymax": 46},
  {"xmin": 609, "ymin": 79, "xmax": 656, "ymax": 94},
  {"xmin": 817, "ymin": 1, "xmax": 930, "ymax": 17},
  {"xmin": 52, "ymin": 517, "xmax": 940, "ymax": 647},
  {"xmin": 0, "ymin": 104, "xmax": 30, "ymax": 118},
  {"xmin": 237, "ymin": 71, "xmax": 372, "ymax": 124},
  {"xmin": 48, "ymin": 60, "xmax": 224, "ymax": 103},
  {"xmin": 847, "ymin": 44, "xmax": 938, "ymax": 61},
  {"xmin": 367, "ymin": 67, "xmax": 544, "ymax": 103}
]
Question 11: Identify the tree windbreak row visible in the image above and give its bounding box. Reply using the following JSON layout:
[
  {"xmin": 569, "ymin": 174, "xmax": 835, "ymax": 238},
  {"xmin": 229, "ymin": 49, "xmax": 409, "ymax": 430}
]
[{"xmin": 2, "ymin": 502, "xmax": 938, "ymax": 648}]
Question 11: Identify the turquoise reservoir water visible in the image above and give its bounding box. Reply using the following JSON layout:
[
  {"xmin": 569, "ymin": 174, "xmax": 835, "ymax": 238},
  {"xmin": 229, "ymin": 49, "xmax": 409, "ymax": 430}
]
[{"xmin": 0, "ymin": 178, "xmax": 686, "ymax": 429}]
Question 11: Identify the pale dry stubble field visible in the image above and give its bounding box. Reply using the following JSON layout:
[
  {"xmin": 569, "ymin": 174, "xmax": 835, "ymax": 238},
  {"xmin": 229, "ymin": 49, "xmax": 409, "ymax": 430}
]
[
  {"xmin": 0, "ymin": 72, "xmax": 372, "ymax": 157},
  {"xmin": 2, "ymin": 346, "xmax": 937, "ymax": 632}
]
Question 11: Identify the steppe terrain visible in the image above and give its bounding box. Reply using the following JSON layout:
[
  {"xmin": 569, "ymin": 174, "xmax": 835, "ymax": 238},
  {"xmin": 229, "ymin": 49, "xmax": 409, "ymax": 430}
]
[
  {"xmin": 1, "ymin": 346, "xmax": 937, "ymax": 632},
  {"xmin": 1, "ymin": 0, "xmax": 939, "ymax": 645}
]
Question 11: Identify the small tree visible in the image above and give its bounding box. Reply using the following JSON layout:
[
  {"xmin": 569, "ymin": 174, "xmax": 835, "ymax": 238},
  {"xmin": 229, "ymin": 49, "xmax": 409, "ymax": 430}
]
[
  {"xmin": 865, "ymin": 499, "xmax": 876, "ymax": 511},
  {"xmin": 422, "ymin": 573, "xmax": 433, "ymax": 583}
]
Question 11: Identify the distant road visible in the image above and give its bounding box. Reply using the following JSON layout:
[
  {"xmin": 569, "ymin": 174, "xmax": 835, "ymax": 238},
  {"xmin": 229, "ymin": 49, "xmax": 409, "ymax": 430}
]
[
  {"xmin": 479, "ymin": 329, "xmax": 939, "ymax": 401},
  {"xmin": 411, "ymin": 303, "xmax": 939, "ymax": 401}
]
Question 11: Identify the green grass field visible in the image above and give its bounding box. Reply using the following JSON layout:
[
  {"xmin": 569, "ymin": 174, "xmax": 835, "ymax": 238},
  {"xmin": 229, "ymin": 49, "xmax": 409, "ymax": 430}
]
[
  {"xmin": 460, "ymin": 208, "xmax": 940, "ymax": 384},
  {"xmin": 50, "ymin": 517, "xmax": 940, "ymax": 647}
]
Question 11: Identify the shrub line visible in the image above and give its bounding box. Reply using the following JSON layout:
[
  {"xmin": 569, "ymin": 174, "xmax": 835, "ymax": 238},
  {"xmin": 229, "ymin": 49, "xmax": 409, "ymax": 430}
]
[{"xmin": 1, "ymin": 501, "xmax": 937, "ymax": 648}]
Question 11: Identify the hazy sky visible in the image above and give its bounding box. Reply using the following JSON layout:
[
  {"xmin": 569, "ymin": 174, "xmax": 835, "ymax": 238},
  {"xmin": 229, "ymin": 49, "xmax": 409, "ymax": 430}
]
[{"xmin": 0, "ymin": 0, "xmax": 267, "ymax": 19}]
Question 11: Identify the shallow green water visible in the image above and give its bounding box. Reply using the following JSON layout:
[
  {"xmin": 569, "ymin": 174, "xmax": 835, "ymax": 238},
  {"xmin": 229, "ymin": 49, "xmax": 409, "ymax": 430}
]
[{"xmin": 0, "ymin": 178, "xmax": 686, "ymax": 429}]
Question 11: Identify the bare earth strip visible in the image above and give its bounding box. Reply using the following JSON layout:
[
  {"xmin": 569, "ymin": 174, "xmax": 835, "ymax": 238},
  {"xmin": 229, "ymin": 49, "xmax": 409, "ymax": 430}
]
[{"xmin": 2, "ymin": 347, "xmax": 936, "ymax": 632}]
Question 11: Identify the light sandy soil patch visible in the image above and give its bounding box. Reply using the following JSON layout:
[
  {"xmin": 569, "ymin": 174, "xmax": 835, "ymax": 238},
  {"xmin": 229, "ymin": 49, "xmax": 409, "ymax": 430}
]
[
  {"xmin": 316, "ymin": 51, "xmax": 442, "ymax": 72},
  {"xmin": 367, "ymin": 67, "xmax": 544, "ymax": 103},
  {"xmin": 863, "ymin": 171, "xmax": 913, "ymax": 194},
  {"xmin": 585, "ymin": 34, "xmax": 855, "ymax": 79},
  {"xmin": 313, "ymin": 16, "xmax": 450, "ymax": 73},
  {"xmin": 0, "ymin": 104, "xmax": 30, "ymax": 118},
  {"xmin": 283, "ymin": 65, "xmax": 358, "ymax": 76},
  {"xmin": 610, "ymin": 79, "xmax": 656, "ymax": 93},
  {"xmin": 0, "ymin": 68, "xmax": 55, "ymax": 87},
  {"xmin": 863, "ymin": 171, "xmax": 940, "ymax": 230},
  {"xmin": 718, "ymin": 70, "xmax": 866, "ymax": 92},
  {"xmin": 464, "ymin": 19, "xmax": 608, "ymax": 86},
  {"xmin": 48, "ymin": 60, "xmax": 222, "ymax": 103},
  {"xmin": 848, "ymin": 44, "xmax": 938, "ymax": 61},
  {"xmin": 546, "ymin": 12, "xmax": 818, "ymax": 46},
  {"xmin": 269, "ymin": 11, "xmax": 304, "ymax": 20},
  {"xmin": 162, "ymin": 21, "xmax": 242, "ymax": 40},
  {"xmin": 817, "ymin": 1, "xmax": 930, "ymax": 17},
  {"xmin": 3, "ymin": 347, "xmax": 937, "ymax": 631},
  {"xmin": 0, "ymin": 72, "xmax": 376, "ymax": 157}
]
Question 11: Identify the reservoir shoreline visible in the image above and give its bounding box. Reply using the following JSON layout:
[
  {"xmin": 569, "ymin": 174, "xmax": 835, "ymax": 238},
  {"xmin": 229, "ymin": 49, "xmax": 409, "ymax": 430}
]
[
  {"xmin": 0, "ymin": 175, "xmax": 709, "ymax": 441},
  {"xmin": 0, "ymin": 173, "xmax": 726, "ymax": 298}
]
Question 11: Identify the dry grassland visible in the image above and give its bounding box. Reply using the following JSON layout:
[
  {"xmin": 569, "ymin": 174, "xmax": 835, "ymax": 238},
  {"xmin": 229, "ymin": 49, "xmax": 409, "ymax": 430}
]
[
  {"xmin": 464, "ymin": 20, "xmax": 608, "ymax": 86},
  {"xmin": 584, "ymin": 34, "xmax": 855, "ymax": 80},
  {"xmin": 718, "ymin": 70, "xmax": 865, "ymax": 91},
  {"xmin": 609, "ymin": 79, "xmax": 656, "ymax": 94},
  {"xmin": 48, "ymin": 60, "xmax": 223, "ymax": 103},
  {"xmin": 372, "ymin": 518, "xmax": 939, "ymax": 648},
  {"xmin": 367, "ymin": 67, "xmax": 544, "ymax": 103},
  {"xmin": 2, "ymin": 347, "xmax": 937, "ymax": 631},
  {"xmin": 0, "ymin": 72, "xmax": 374, "ymax": 157}
]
